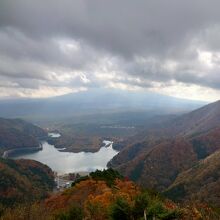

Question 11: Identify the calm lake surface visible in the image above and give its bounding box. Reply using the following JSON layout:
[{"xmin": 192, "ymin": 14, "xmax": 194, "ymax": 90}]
[{"xmin": 13, "ymin": 134, "xmax": 118, "ymax": 174}]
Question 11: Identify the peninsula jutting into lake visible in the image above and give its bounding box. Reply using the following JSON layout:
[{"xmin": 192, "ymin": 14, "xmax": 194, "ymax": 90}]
[{"xmin": 12, "ymin": 134, "xmax": 118, "ymax": 174}]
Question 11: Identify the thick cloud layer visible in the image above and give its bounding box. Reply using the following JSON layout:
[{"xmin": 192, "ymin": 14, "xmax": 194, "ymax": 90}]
[{"xmin": 0, "ymin": 0, "xmax": 220, "ymax": 100}]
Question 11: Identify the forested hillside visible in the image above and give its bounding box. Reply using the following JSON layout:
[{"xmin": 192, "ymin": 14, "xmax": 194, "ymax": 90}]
[
  {"xmin": 0, "ymin": 118, "xmax": 47, "ymax": 156},
  {"xmin": 165, "ymin": 149, "xmax": 220, "ymax": 204},
  {"xmin": 1, "ymin": 169, "xmax": 219, "ymax": 220},
  {"xmin": 109, "ymin": 100, "xmax": 220, "ymax": 206},
  {"xmin": 0, "ymin": 158, "xmax": 54, "ymax": 209}
]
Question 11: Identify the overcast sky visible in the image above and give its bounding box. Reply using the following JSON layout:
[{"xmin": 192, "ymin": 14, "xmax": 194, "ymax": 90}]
[{"xmin": 0, "ymin": 0, "xmax": 220, "ymax": 101}]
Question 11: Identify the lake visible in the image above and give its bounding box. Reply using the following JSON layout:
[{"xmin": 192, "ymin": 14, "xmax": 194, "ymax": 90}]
[{"xmin": 12, "ymin": 135, "xmax": 119, "ymax": 174}]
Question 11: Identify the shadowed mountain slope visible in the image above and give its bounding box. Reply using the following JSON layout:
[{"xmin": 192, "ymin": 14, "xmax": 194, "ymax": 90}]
[
  {"xmin": 0, "ymin": 118, "xmax": 47, "ymax": 156},
  {"xmin": 0, "ymin": 158, "xmax": 54, "ymax": 208},
  {"xmin": 109, "ymin": 100, "xmax": 220, "ymax": 204},
  {"xmin": 165, "ymin": 148, "xmax": 220, "ymax": 204}
]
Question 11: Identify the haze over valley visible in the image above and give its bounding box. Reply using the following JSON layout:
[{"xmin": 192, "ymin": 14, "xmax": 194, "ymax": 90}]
[{"xmin": 0, "ymin": 0, "xmax": 220, "ymax": 219}]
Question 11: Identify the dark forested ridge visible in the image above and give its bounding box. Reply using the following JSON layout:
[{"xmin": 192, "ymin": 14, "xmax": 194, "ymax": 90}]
[
  {"xmin": 0, "ymin": 118, "xmax": 47, "ymax": 156},
  {"xmin": 165, "ymin": 149, "xmax": 220, "ymax": 204},
  {"xmin": 0, "ymin": 158, "xmax": 54, "ymax": 208}
]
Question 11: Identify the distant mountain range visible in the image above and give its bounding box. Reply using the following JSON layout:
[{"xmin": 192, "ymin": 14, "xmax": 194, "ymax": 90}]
[
  {"xmin": 109, "ymin": 100, "xmax": 220, "ymax": 205},
  {"xmin": 0, "ymin": 89, "xmax": 205, "ymax": 121}
]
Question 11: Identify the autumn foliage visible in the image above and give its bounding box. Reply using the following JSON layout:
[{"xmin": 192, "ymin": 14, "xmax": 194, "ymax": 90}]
[{"xmin": 1, "ymin": 169, "xmax": 220, "ymax": 219}]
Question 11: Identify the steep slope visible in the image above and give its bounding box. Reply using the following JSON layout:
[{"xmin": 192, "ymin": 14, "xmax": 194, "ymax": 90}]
[
  {"xmin": 168, "ymin": 100, "xmax": 220, "ymax": 137},
  {"xmin": 0, "ymin": 158, "xmax": 54, "ymax": 207},
  {"xmin": 110, "ymin": 100, "xmax": 220, "ymax": 169},
  {"xmin": 165, "ymin": 149, "xmax": 220, "ymax": 205},
  {"xmin": 109, "ymin": 100, "xmax": 220, "ymax": 197},
  {"xmin": 0, "ymin": 118, "xmax": 47, "ymax": 156},
  {"xmin": 125, "ymin": 128, "xmax": 220, "ymax": 190},
  {"xmin": 112, "ymin": 138, "xmax": 196, "ymax": 190}
]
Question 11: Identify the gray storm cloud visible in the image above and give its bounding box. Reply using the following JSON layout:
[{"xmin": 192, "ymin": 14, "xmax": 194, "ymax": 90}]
[{"xmin": 0, "ymin": 0, "xmax": 220, "ymax": 100}]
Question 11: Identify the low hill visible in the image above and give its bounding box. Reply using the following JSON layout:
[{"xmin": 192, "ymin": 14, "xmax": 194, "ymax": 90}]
[
  {"xmin": 0, "ymin": 118, "xmax": 47, "ymax": 157},
  {"xmin": 0, "ymin": 158, "xmax": 54, "ymax": 208}
]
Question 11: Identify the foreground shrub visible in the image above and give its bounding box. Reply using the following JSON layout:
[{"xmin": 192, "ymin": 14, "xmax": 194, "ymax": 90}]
[
  {"xmin": 55, "ymin": 205, "xmax": 83, "ymax": 220},
  {"xmin": 110, "ymin": 197, "xmax": 132, "ymax": 220}
]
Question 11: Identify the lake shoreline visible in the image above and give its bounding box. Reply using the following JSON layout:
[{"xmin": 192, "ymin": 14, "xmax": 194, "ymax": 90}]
[
  {"xmin": 1, "ymin": 132, "xmax": 113, "ymax": 158},
  {"xmin": 2, "ymin": 139, "xmax": 115, "ymax": 158},
  {"xmin": 10, "ymin": 135, "xmax": 119, "ymax": 175},
  {"xmin": 2, "ymin": 145, "xmax": 43, "ymax": 158},
  {"xmin": 53, "ymin": 140, "xmax": 113, "ymax": 153}
]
